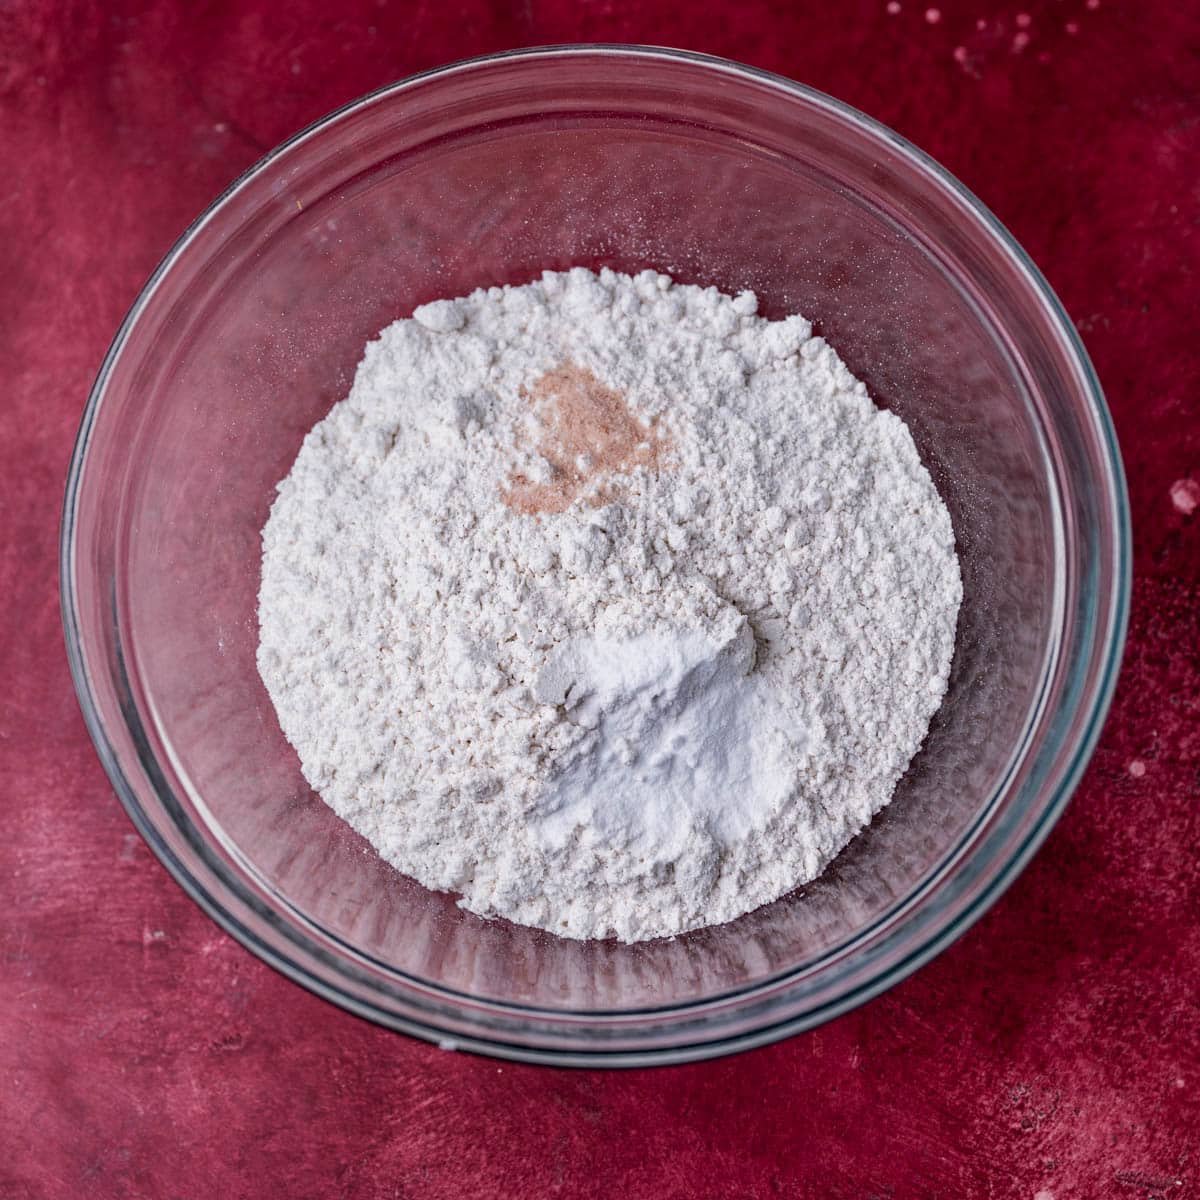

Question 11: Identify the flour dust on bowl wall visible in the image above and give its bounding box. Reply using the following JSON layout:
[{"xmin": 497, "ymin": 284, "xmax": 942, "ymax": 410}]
[{"xmin": 63, "ymin": 48, "xmax": 1128, "ymax": 1063}]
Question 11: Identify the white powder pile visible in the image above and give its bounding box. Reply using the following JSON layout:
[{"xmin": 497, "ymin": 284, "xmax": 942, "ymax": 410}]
[{"xmin": 258, "ymin": 268, "xmax": 962, "ymax": 943}]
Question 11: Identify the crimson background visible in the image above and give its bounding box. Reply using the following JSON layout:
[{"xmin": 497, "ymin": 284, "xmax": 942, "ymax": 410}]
[{"xmin": 2, "ymin": 2, "xmax": 1198, "ymax": 1197}]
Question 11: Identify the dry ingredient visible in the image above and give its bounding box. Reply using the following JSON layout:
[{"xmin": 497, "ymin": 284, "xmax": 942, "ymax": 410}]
[{"xmin": 257, "ymin": 268, "xmax": 962, "ymax": 942}]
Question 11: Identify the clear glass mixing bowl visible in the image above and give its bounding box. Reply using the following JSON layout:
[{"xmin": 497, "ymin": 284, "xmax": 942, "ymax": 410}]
[{"xmin": 61, "ymin": 46, "xmax": 1130, "ymax": 1065}]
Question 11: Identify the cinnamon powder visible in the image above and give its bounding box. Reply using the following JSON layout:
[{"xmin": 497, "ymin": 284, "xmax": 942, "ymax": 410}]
[{"xmin": 501, "ymin": 363, "xmax": 669, "ymax": 515}]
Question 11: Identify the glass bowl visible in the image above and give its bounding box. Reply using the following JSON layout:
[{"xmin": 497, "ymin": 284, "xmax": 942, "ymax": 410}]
[{"xmin": 61, "ymin": 46, "xmax": 1129, "ymax": 1066}]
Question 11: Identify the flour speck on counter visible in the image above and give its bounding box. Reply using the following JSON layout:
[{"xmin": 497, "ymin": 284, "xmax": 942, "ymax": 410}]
[{"xmin": 257, "ymin": 268, "xmax": 962, "ymax": 942}]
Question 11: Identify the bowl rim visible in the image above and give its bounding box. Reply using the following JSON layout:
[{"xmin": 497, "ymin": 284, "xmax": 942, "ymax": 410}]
[{"xmin": 60, "ymin": 43, "xmax": 1131, "ymax": 1067}]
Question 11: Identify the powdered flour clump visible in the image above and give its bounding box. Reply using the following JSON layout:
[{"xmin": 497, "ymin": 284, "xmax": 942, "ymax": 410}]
[{"xmin": 258, "ymin": 268, "xmax": 962, "ymax": 942}]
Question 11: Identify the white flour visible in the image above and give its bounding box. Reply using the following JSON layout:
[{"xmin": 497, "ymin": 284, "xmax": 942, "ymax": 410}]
[{"xmin": 258, "ymin": 268, "xmax": 962, "ymax": 942}]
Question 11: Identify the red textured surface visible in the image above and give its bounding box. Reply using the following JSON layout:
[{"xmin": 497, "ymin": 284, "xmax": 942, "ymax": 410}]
[{"xmin": 2, "ymin": 1, "xmax": 1198, "ymax": 1196}]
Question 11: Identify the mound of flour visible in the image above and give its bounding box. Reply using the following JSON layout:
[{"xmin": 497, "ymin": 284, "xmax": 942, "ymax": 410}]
[{"xmin": 257, "ymin": 268, "xmax": 962, "ymax": 942}]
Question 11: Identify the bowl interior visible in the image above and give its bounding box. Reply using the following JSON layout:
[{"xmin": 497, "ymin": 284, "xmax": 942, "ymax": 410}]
[{"xmin": 74, "ymin": 52, "xmax": 1064, "ymax": 1015}]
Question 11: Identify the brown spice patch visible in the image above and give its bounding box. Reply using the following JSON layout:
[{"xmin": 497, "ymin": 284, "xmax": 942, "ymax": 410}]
[{"xmin": 500, "ymin": 362, "xmax": 669, "ymax": 515}]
